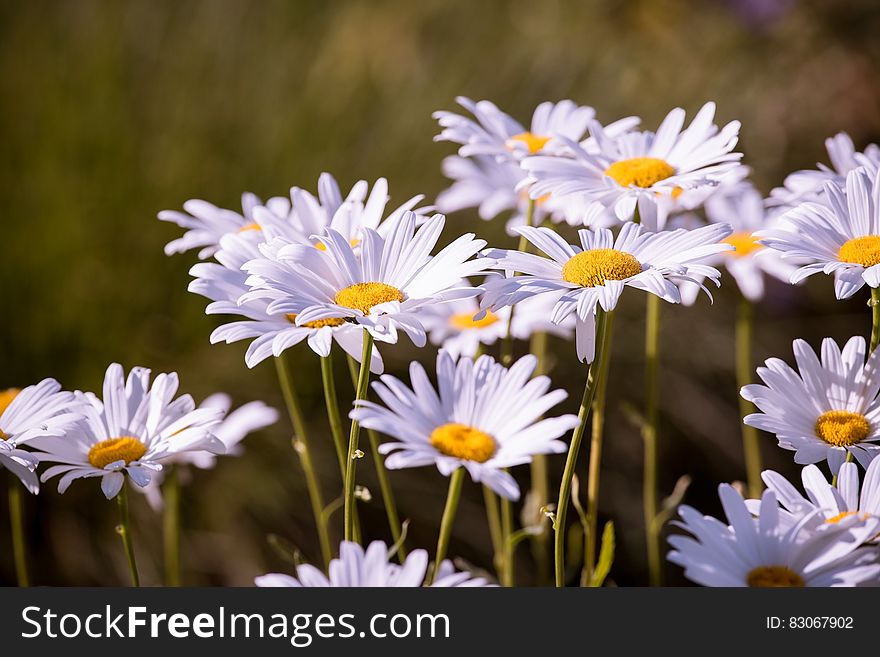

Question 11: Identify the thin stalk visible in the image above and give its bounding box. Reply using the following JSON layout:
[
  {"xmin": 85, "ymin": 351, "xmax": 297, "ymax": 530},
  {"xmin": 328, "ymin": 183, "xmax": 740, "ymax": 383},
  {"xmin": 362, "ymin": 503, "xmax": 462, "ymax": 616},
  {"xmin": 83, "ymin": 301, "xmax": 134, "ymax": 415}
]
[
  {"xmin": 832, "ymin": 452, "xmax": 855, "ymax": 487},
  {"xmin": 871, "ymin": 287, "xmax": 880, "ymax": 352},
  {"xmin": 554, "ymin": 308, "xmax": 610, "ymax": 587},
  {"xmin": 528, "ymin": 330, "xmax": 550, "ymax": 583},
  {"xmin": 320, "ymin": 353, "xmax": 348, "ymax": 478},
  {"xmin": 163, "ymin": 466, "xmax": 181, "ymax": 586},
  {"xmin": 583, "ymin": 310, "xmax": 616, "ymax": 585},
  {"xmin": 501, "ymin": 487, "xmax": 514, "ymax": 586},
  {"xmin": 834, "ymin": 291, "xmax": 880, "ymax": 487},
  {"xmin": 346, "ymin": 354, "xmax": 404, "ymax": 557},
  {"xmin": 643, "ymin": 293, "xmax": 662, "ymax": 587},
  {"xmin": 429, "ymin": 468, "xmax": 465, "ymax": 584},
  {"xmin": 115, "ymin": 483, "xmax": 140, "ymax": 587},
  {"xmin": 8, "ymin": 474, "xmax": 29, "ymax": 586},
  {"xmin": 736, "ymin": 296, "xmax": 762, "ymax": 499},
  {"xmin": 500, "ymin": 199, "xmax": 536, "ymax": 366},
  {"xmin": 274, "ymin": 353, "xmax": 332, "ymax": 567},
  {"xmin": 344, "ymin": 332, "xmax": 374, "ymax": 541},
  {"xmin": 482, "ymin": 484, "xmax": 504, "ymax": 575}
]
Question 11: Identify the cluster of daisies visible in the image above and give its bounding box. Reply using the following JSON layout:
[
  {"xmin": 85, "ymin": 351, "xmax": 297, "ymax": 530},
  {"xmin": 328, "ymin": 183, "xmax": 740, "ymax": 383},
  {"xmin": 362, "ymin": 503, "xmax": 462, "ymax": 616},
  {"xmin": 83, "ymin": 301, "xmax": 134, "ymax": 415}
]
[{"xmin": 6, "ymin": 96, "xmax": 880, "ymax": 588}]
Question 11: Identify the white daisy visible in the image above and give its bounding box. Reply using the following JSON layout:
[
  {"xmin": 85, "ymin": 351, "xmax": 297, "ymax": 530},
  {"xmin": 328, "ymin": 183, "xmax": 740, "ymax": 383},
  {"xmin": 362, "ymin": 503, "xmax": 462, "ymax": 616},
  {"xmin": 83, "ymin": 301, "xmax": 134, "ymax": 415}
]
[
  {"xmin": 241, "ymin": 212, "xmax": 489, "ymax": 348},
  {"xmin": 758, "ymin": 167, "xmax": 880, "ymax": 300},
  {"xmin": 255, "ymin": 540, "xmax": 489, "ymax": 587},
  {"xmin": 0, "ymin": 382, "xmax": 83, "ymax": 493},
  {"xmin": 159, "ymin": 191, "xmax": 280, "ymax": 258},
  {"xmin": 33, "ymin": 363, "xmax": 225, "ymax": 499},
  {"xmin": 522, "ymin": 102, "xmax": 743, "ymax": 223},
  {"xmin": 742, "ymin": 336, "xmax": 880, "ymax": 472},
  {"xmin": 422, "ymin": 284, "xmax": 574, "ymax": 359},
  {"xmin": 349, "ymin": 351, "xmax": 577, "ymax": 500},
  {"xmin": 480, "ymin": 222, "xmax": 732, "ymax": 362},
  {"xmin": 253, "ymin": 173, "xmax": 430, "ymax": 246},
  {"xmin": 668, "ymin": 484, "xmax": 880, "ymax": 587},
  {"xmin": 751, "ymin": 460, "xmax": 880, "ymax": 536},
  {"xmin": 433, "ymin": 97, "xmax": 597, "ymax": 161},
  {"xmin": 189, "ymin": 231, "xmax": 385, "ymax": 371},
  {"xmin": 769, "ymin": 132, "xmax": 880, "ymax": 208},
  {"xmin": 678, "ymin": 183, "xmax": 798, "ymax": 304},
  {"xmin": 139, "ymin": 393, "xmax": 279, "ymax": 510},
  {"xmin": 437, "ymin": 154, "xmax": 618, "ymax": 234}
]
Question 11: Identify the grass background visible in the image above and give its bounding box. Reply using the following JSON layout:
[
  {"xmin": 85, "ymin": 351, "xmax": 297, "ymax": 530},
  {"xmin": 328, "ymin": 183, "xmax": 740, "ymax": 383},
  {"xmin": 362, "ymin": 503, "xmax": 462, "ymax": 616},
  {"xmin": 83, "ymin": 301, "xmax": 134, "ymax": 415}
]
[{"xmin": 2, "ymin": 0, "xmax": 879, "ymax": 585}]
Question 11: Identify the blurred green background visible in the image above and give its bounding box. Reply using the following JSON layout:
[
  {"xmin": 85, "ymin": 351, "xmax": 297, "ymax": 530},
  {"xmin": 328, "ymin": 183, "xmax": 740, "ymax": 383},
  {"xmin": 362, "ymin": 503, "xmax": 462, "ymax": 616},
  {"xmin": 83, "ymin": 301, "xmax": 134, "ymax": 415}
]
[{"xmin": 2, "ymin": 0, "xmax": 879, "ymax": 586}]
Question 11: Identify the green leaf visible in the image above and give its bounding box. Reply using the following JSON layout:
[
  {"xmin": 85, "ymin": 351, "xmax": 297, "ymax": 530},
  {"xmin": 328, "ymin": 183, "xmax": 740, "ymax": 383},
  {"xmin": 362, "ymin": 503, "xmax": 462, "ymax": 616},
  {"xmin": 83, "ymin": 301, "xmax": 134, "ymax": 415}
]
[{"xmin": 590, "ymin": 521, "xmax": 615, "ymax": 587}]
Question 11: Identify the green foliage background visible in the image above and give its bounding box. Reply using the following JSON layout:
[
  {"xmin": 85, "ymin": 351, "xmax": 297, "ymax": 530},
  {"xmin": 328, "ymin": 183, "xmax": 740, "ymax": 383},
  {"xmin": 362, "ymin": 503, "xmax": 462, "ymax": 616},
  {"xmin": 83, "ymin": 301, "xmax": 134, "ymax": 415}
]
[{"xmin": 2, "ymin": 0, "xmax": 879, "ymax": 585}]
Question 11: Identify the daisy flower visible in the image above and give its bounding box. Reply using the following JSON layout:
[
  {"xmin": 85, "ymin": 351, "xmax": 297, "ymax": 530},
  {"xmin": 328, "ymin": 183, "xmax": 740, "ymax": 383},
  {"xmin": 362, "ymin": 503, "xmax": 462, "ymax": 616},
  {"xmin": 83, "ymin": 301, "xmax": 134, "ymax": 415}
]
[
  {"xmin": 668, "ymin": 484, "xmax": 880, "ymax": 587},
  {"xmin": 522, "ymin": 102, "xmax": 743, "ymax": 224},
  {"xmin": 437, "ymin": 155, "xmax": 618, "ymax": 234},
  {"xmin": 0, "ymin": 382, "xmax": 83, "ymax": 493},
  {"xmin": 33, "ymin": 363, "xmax": 225, "ymax": 499},
  {"xmin": 139, "ymin": 393, "xmax": 279, "ymax": 510},
  {"xmin": 159, "ymin": 191, "xmax": 280, "ymax": 258},
  {"xmin": 422, "ymin": 284, "xmax": 574, "ymax": 359},
  {"xmin": 349, "ymin": 351, "xmax": 578, "ymax": 500},
  {"xmin": 758, "ymin": 167, "xmax": 880, "ymax": 300},
  {"xmin": 678, "ymin": 183, "xmax": 797, "ymax": 304},
  {"xmin": 741, "ymin": 336, "xmax": 880, "ymax": 472},
  {"xmin": 255, "ymin": 540, "xmax": 490, "ymax": 587},
  {"xmin": 253, "ymin": 173, "xmax": 430, "ymax": 246},
  {"xmin": 751, "ymin": 460, "xmax": 880, "ymax": 537},
  {"xmin": 160, "ymin": 174, "xmax": 429, "ymax": 259},
  {"xmin": 769, "ymin": 132, "xmax": 880, "ymax": 208},
  {"xmin": 433, "ymin": 97, "xmax": 597, "ymax": 161},
  {"xmin": 189, "ymin": 231, "xmax": 385, "ymax": 370},
  {"xmin": 242, "ymin": 212, "xmax": 489, "ymax": 347},
  {"xmin": 480, "ymin": 222, "xmax": 733, "ymax": 362}
]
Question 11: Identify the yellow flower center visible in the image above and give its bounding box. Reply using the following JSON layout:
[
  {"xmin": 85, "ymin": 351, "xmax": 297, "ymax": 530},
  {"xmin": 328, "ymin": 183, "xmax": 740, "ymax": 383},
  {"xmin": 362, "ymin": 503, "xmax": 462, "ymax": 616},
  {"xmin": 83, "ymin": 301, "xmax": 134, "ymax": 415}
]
[
  {"xmin": 561, "ymin": 249, "xmax": 642, "ymax": 287},
  {"xmin": 723, "ymin": 231, "xmax": 763, "ymax": 258},
  {"xmin": 507, "ymin": 132, "xmax": 551, "ymax": 154},
  {"xmin": 0, "ymin": 389, "xmax": 21, "ymax": 441},
  {"xmin": 285, "ymin": 313, "xmax": 346, "ymax": 329},
  {"xmin": 237, "ymin": 222, "xmax": 262, "ymax": 233},
  {"xmin": 825, "ymin": 511, "xmax": 870, "ymax": 524},
  {"xmin": 838, "ymin": 236, "xmax": 880, "ymax": 267},
  {"xmin": 334, "ymin": 282, "xmax": 404, "ymax": 315},
  {"xmin": 87, "ymin": 437, "xmax": 147, "ymax": 469},
  {"xmin": 449, "ymin": 310, "xmax": 499, "ymax": 330},
  {"xmin": 746, "ymin": 565, "xmax": 805, "ymax": 588},
  {"xmin": 429, "ymin": 423, "xmax": 497, "ymax": 463},
  {"xmin": 814, "ymin": 410, "xmax": 870, "ymax": 447},
  {"xmin": 314, "ymin": 238, "xmax": 362, "ymax": 252},
  {"xmin": 604, "ymin": 157, "xmax": 676, "ymax": 188},
  {"xmin": 0, "ymin": 388, "xmax": 21, "ymax": 417}
]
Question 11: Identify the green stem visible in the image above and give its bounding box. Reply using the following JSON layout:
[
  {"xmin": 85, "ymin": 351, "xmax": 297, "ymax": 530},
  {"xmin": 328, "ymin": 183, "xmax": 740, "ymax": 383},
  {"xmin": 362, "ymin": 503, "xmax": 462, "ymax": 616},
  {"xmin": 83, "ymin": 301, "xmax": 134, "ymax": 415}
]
[
  {"xmin": 430, "ymin": 467, "xmax": 465, "ymax": 584},
  {"xmin": 274, "ymin": 353, "xmax": 332, "ymax": 567},
  {"xmin": 554, "ymin": 308, "xmax": 610, "ymax": 587},
  {"xmin": 871, "ymin": 287, "xmax": 880, "ymax": 352},
  {"xmin": 8, "ymin": 473, "xmax": 29, "ymax": 587},
  {"xmin": 320, "ymin": 353, "xmax": 348, "ymax": 478},
  {"xmin": 501, "ymin": 486, "xmax": 514, "ymax": 586},
  {"xmin": 344, "ymin": 332, "xmax": 374, "ymax": 542},
  {"xmin": 643, "ymin": 294, "xmax": 662, "ymax": 587},
  {"xmin": 115, "ymin": 483, "xmax": 140, "ymax": 587},
  {"xmin": 528, "ymin": 330, "xmax": 551, "ymax": 584},
  {"xmin": 482, "ymin": 484, "xmax": 504, "ymax": 576},
  {"xmin": 736, "ymin": 296, "xmax": 763, "ymax": 499},
  {"xmin": 832, "ymin": 452, "xmax": 855, "ymax": 487},
  {"xmin": 583, "ymin": 311, "xmax": 616, "ymax": 586},
  {"xmin": 163, "ymin": 466, "xmax": 181, "ymax": 586},
  {"xmin": 346, "ymin": 354, "xmax": 404, "ymax": 557}
]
